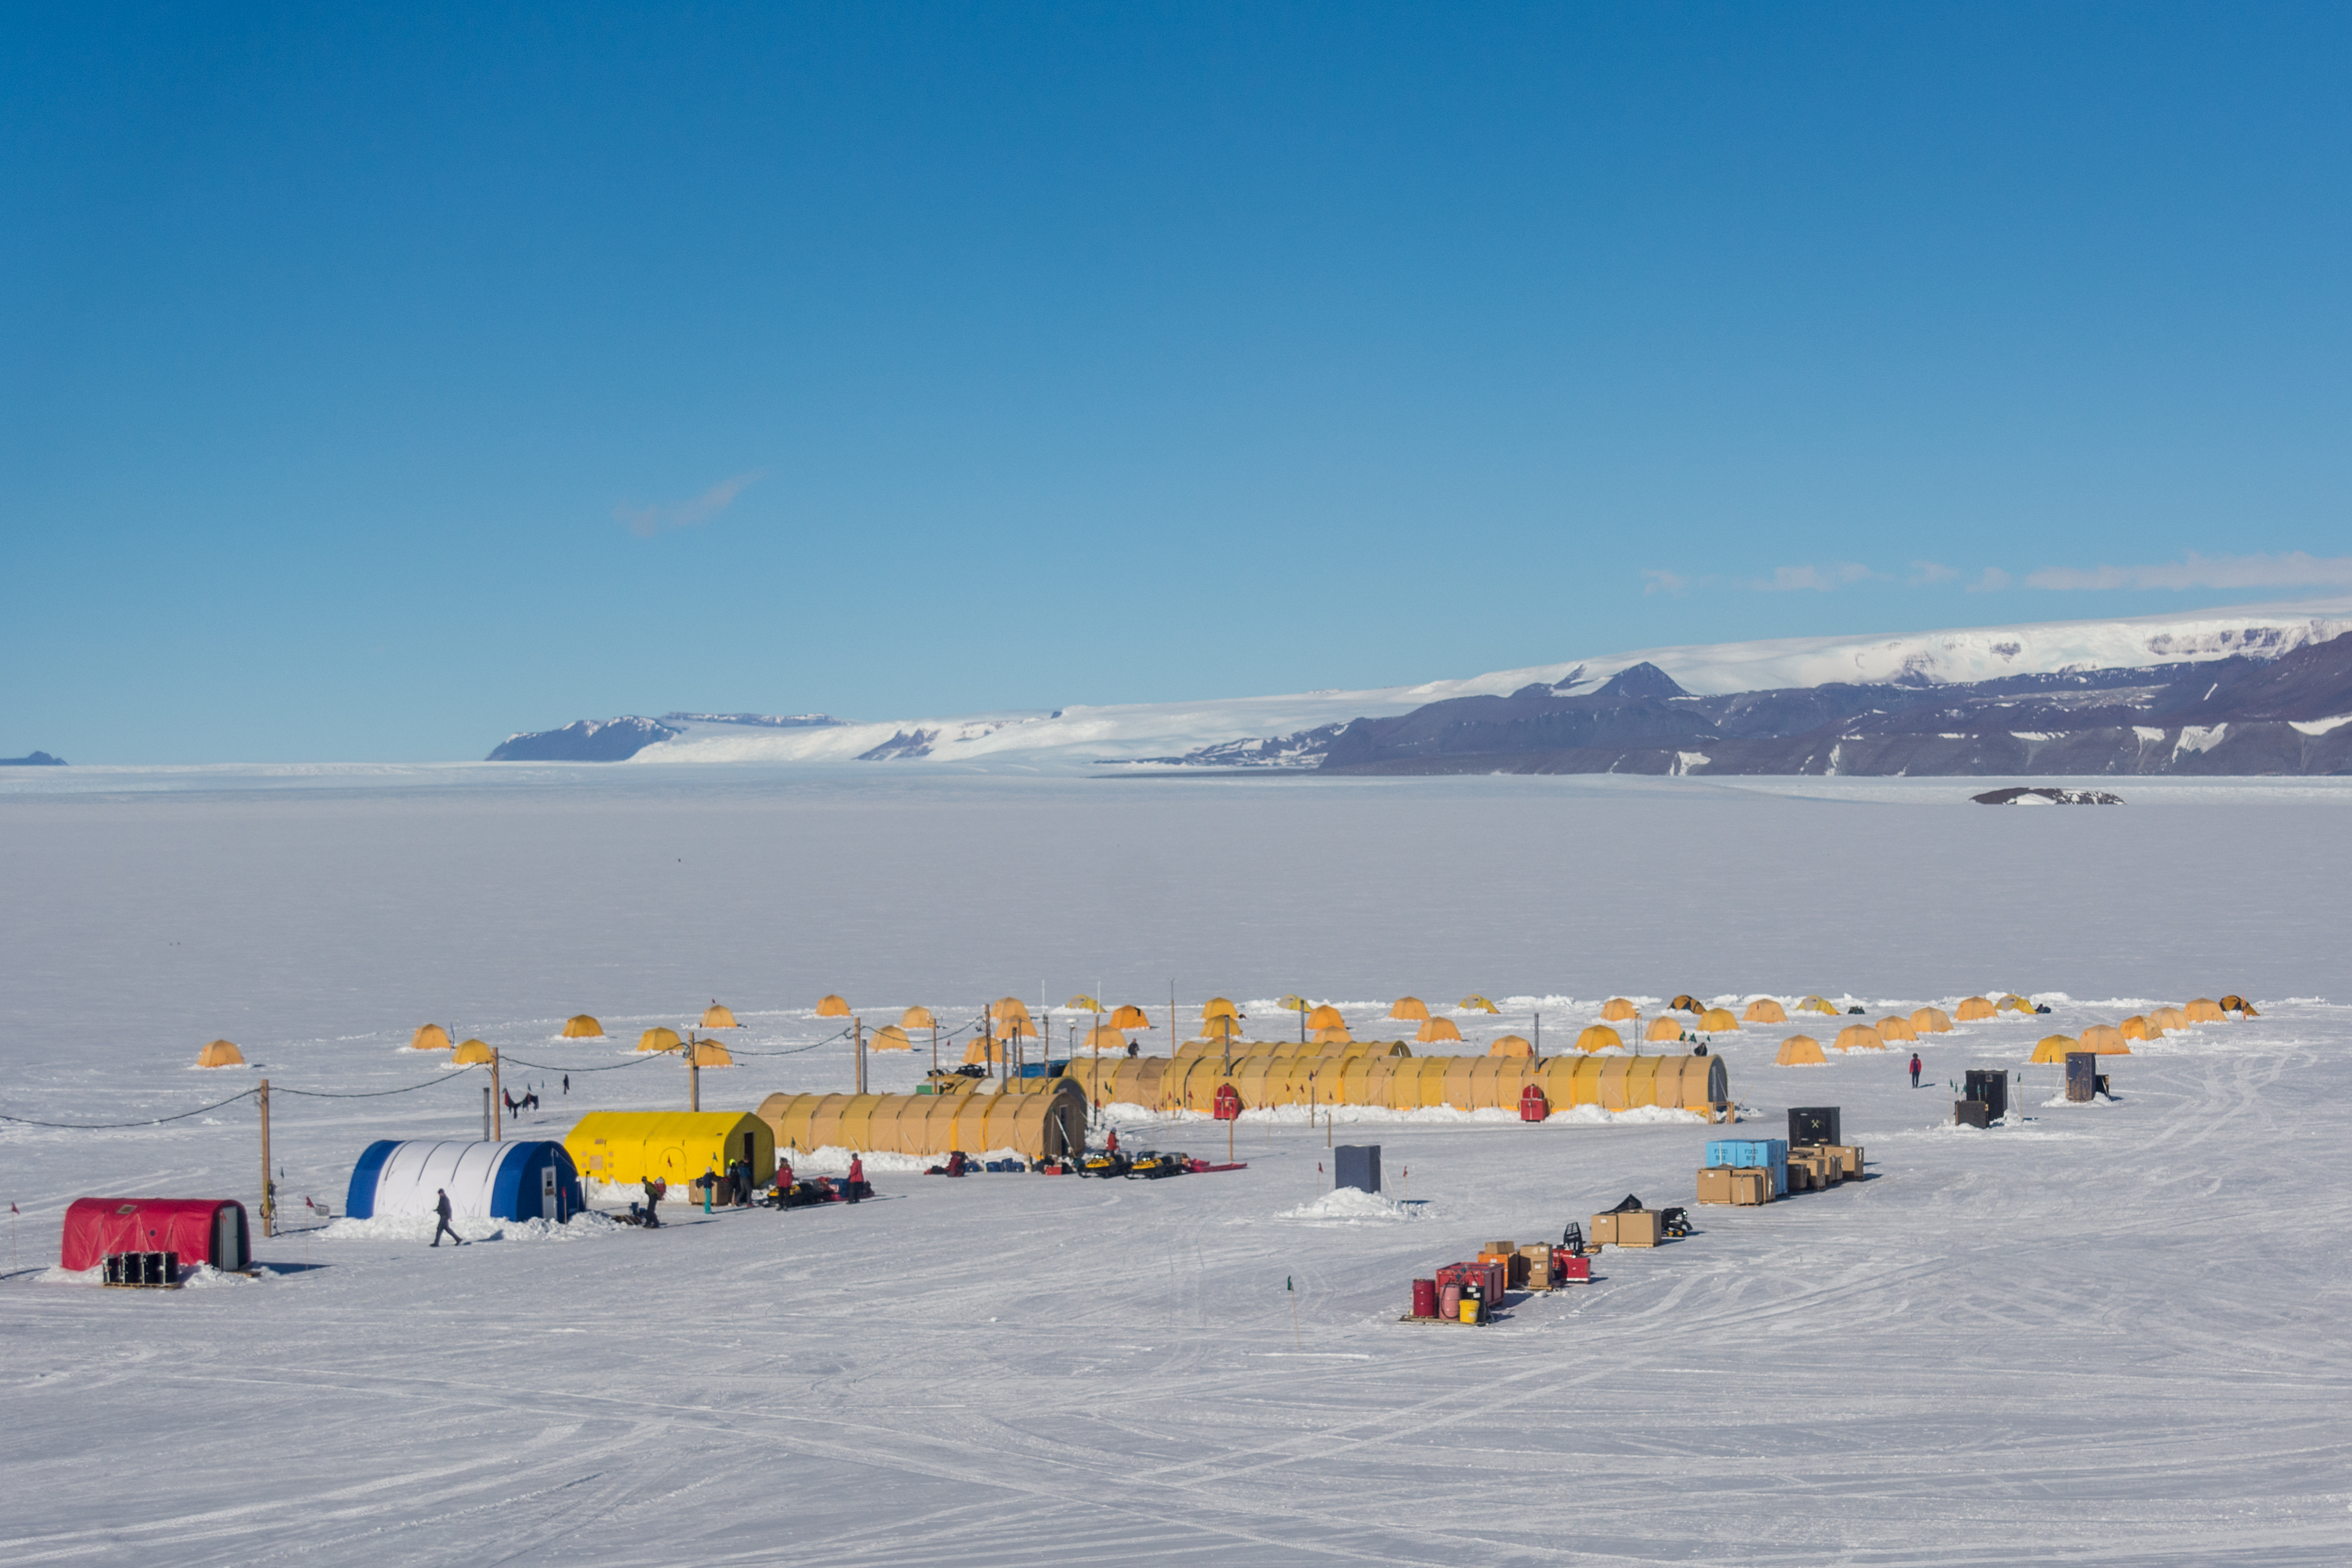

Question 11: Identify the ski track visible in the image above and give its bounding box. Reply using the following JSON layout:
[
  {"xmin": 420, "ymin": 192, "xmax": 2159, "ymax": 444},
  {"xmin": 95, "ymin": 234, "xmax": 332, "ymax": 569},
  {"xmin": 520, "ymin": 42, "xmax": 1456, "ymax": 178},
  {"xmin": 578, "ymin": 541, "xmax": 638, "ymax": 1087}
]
[{"xmin": 1, "ymin": 774, "xmax": 2349, "ymax": 1564}]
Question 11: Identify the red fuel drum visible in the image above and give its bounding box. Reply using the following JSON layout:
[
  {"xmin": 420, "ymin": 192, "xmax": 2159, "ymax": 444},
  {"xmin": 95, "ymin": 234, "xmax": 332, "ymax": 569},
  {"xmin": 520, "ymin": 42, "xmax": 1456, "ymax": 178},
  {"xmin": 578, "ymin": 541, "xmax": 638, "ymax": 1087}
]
[{"xmin": 1411, "ymin": 1278, "xmax": 1438, "ymax": 1318}]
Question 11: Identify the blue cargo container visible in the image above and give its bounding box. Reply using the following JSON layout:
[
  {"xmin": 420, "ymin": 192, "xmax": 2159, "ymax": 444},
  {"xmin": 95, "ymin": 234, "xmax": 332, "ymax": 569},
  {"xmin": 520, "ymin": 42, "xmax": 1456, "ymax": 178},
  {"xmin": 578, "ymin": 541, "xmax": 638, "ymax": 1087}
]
[{"xmin": 1705, "ymin": 1137, "xmax": 1789, "ymax": 1196}]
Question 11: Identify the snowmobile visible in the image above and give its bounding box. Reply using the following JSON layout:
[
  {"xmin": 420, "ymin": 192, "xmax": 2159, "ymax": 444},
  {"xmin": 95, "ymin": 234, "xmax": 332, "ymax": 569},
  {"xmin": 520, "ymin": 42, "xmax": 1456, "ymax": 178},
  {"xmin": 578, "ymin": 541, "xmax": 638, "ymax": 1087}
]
[{"xmin": 1123, "ymin": 1151, "xmax": 1187, "ymax": 1179}]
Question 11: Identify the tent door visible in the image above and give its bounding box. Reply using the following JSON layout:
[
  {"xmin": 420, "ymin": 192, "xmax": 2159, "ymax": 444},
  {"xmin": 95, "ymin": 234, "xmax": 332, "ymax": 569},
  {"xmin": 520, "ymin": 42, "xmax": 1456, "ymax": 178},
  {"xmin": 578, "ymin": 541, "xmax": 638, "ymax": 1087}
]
[
  {"xmin": 541, "ymin": 1164, "xmax": 559, "ymax": 1221},
  {"xmin": 215, "ymin": 1206, "xmax": 246, "ymax": 1272}
]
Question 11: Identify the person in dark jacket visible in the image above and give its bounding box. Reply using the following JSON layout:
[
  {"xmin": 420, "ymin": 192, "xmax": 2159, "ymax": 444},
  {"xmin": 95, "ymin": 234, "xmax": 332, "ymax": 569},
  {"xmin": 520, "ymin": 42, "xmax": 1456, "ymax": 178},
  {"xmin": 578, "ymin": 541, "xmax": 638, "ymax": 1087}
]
[
  {"xmin": 641, "ymin": 1176, "xmax": 664, "ymax": 1228},
  {"xmin": 1909, "ymin": 1052, "xmax": 1923, "ymax": 1088},
  {"xmin": 431, "ymin": 1188, "xmax": 463, "ymax": 1246}
]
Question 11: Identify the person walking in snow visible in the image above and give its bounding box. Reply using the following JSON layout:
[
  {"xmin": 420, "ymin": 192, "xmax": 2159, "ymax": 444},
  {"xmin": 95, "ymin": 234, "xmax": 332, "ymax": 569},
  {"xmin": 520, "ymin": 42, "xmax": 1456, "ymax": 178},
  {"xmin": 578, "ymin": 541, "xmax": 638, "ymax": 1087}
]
[
  {"xmin": 640, "ymin": 1175, "xmax": 664, "ymax": 1228},
  {"xmin": 1909, "ymin": 1052, "xmax": 1922, "ymax": 1088},
  {"xmin": 845, "ymin": 1154, "xmax": 865, "ymax": 1203},
  {"xmin": 1105, "ymin": 1128, "xmax": 1120, "ymax": 1156},
  {"xmin": 562, "ymin": 1074, "xmax": 569, "ymax": 1095},
  {"xmin": 430, "ymin": 1188, "xmax": 463, "ymax": 1247}
]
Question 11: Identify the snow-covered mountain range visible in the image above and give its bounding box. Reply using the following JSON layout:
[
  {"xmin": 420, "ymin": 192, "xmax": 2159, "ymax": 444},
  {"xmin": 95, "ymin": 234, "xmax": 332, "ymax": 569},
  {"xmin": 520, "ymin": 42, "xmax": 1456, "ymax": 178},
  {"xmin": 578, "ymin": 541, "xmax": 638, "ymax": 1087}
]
[{"xmin": 490, "ymin": 597, "xmax": 2352, "ymax": 773}]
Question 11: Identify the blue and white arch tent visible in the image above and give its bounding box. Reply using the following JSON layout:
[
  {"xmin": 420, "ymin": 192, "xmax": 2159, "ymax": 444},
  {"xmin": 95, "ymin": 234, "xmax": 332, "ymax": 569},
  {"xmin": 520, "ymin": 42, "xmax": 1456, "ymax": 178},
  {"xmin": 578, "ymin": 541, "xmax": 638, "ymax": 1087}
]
[{"xmin": 345, "ymin": 1140, "xmax": 584, "ymax": 1222}]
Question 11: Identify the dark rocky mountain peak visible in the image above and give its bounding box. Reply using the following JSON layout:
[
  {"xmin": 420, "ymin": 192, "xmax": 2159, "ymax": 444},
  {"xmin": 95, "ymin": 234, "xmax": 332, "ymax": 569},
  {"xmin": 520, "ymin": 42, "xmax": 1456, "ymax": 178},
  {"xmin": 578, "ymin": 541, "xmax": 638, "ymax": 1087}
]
[{"xmin": 1595, "ymin": 662, "xmax": 1690, "ymax": 701}]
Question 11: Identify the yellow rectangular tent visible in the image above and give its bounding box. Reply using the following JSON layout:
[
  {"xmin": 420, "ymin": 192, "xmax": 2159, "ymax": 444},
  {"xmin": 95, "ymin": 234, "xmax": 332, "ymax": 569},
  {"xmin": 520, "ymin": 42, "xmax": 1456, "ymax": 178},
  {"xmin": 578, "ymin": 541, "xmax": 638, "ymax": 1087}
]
[{"xmin": 565, "ymin": 1111, "xmax": 774, "ymax": 1189}]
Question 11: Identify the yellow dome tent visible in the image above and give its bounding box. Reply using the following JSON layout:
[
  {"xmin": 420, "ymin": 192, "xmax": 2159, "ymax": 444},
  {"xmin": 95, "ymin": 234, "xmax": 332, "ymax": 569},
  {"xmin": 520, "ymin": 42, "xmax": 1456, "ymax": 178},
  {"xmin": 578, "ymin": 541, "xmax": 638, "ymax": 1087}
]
[
  {"xmin": 1775, "ymin": 1035, "xmax": 1826, "ymax": 1066},
  {"xmin": 1954, "ymin": 996, "xmax": 1994, "ymax": 1021},
  {"xmin": 1388, "ymin": 997, "xmax": 1430, "ymax": 1022},
  {"xmin": 701, "ymin": 1004, "xmax": 739, "ymax": 1028},
  {"xmin": 870, "ymin": 1025, "xmax": 913, "ymax": 1051},
  {"xmin": 1742, "ymin": 998, "xmax": 1787, "ymax": 1024},
  {"xmin": 410, "ymin": 1024, "xmax": 452, "ymax": 1051},
  {"xmin": 964, "ymin": 1037, "xmax": 1009, "ymax": 1065},
  {"xmin": 452, "ymin": 1039, "xmax": 495, "ymax": 1065},
  {"xmin": 993, "ymin": 997, "xmax": 1034, "ymax": 1027},
  {"xmin": 994, "ymin": 1015, "xmax": 1040, "ymax": 1039},
  {"xmin": 1416, "ymin": 1017, "xmax": 1464, "ymax": 1044},
  {"xmin": 815, "ymin": 995, "xmax": 851, "ymax": 1018},
  {"xmin": 1488, "ymin": 1034, "xmax": 1534, "ymax": 1057},
  {"xmin": 1084, "ymin": 1024, "xmax": 1128, "ymax": 1051},
  {"xmin": 2147, "ymin": 1006, "xmax": 2186, "ymax": 1033},
  {"xmin": 1645, "ymin": 1016, "xmax": 1685, "ymax": 1043},
  {"xmin": 2219, "ymin": 993, "xmax": 2259, "ymax": 1017},
  {"xmin": 1668, "ymin": 994, "xmax": 1702, "ymax": 1014},
  {"xmin": 1912, "ymin": 1007, "xmax": 1953, "ymax": 1035},
  {"xmin": 1600, "ymin": 998, "xmax": 1638, "ymax": 1021},
  {"xmin": 900, "ymin": 1005, "xmax": 937, "ymax": 1031},
  {"xmin": 1109, "ymin": 1004, "xmax": 1153, "ymax": 1029},
  {"xmin": 1201, "ymin": 997, "xmax": 1240, "ymax": 1023},
  {"xmin": 2076, "ymin": 1024, "xmax": 2130, "ymax": 1055},
  {"xmin": 689, "ymin": 1040, "xmax": 734, "ymax": 1066},
  {"xmin": 1833, "ymin": 1025, "xmax": 1886, "ymax": 1052},
  {"xmin": 1698, "ymin": 1008, "xmax": 1739, "ymax": 1032},
  {"xmin": 1311, "ymin": 1025, "xmax": 1353, "ymax": 1044},
  {"xmin": 1458, "ymin": 995, "xmax": 1501, "ymax": 1014},
  {"xmin": 2030, "ymin": 1034, "xmax": 2077, "ymax": 1063},
  {"xmin": 2120, "ymin": 1014, "xmax": 2154, "ymax": 1039},
  {"xmin": 1304, "ymin": 1004, "xmax": 1346, "ymax": 1030},
  {"xmin": 1573, "ymin": 1025, "xmax": 1622, "ymax": 1054},
  {"xmin": 1875, "ymin": 1015, "xmax": 1917, "ymax": 1042},
  {"xmin": 562, "ymin": 1015, "xmax": 604, "ymax": 1039},
  {"xmin": 2183, "ymin": 998, "xmax": 2226, "ymax": 1024},
  {"xmin": 1796, "ymin": 996, "xmax": 1840, "ymax": 1016},
  {"xmin": 195, "ymin": 1039, "xmax": 245, "ymax": 1068},
  {"xmin": 637, "ymin": 1027, "xmax": 682, "ymax": 1053}
]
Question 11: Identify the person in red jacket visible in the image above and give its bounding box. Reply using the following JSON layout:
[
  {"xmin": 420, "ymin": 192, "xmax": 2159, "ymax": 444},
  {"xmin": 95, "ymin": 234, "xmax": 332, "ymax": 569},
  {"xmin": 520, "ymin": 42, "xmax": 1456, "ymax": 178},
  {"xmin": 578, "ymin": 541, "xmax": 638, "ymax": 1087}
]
[
  {"xmin": 1909, "ymin": 1052, "xmax": 1922, "ymax": 1088},
  {"xmin": 1105, "ymin": 1128, "xmax": 1120, "ymax": 1155},
  {"xmin": 845, "ymin": 1153, "xmax": 865, "ymax": 1203}
]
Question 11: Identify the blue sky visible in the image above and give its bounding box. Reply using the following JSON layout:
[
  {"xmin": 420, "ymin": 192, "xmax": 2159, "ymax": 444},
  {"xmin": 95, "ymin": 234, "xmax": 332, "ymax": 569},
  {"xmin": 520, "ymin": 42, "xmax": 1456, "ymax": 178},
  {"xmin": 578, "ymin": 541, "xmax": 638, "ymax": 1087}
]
[{"xmin": 6, "ymin": 3, "xmax": 2350, "ymax": 761}]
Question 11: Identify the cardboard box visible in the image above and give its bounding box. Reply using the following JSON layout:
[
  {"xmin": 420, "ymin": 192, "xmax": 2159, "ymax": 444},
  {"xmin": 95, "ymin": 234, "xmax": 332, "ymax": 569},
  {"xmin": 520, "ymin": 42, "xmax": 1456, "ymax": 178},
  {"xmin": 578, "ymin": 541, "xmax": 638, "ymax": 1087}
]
[
  {"xmin": 1825, "ymin": 1144, "xmax": 1863, "ymax": 1178},
  {"xmin": 1615, "ymin": 1209, "xmax": 1662, "ymax": 1247},
  {"xmin": 1515, "ymin": 1242, "xmax": 1551, "ymax": 1288},
  {"xmin": 1588, "ymin": 1212, "xmax": 1619, "ymax": 1246},
  {"xmin": 1729, "ymin": 1169, "xmax": 1771, "ymax": 1205},
  {"xmin": 1696, "ymin": 1167, "xmax": 1735, "ymax": 1205}
]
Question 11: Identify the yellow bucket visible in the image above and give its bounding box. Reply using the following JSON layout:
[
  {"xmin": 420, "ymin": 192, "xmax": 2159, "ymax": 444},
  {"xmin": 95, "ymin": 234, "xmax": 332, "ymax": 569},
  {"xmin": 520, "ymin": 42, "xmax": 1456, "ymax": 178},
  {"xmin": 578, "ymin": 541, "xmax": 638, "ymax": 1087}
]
[{"xmin": 1459, "ymin": 1298, "xmax": 1478, "ymax": 1325}]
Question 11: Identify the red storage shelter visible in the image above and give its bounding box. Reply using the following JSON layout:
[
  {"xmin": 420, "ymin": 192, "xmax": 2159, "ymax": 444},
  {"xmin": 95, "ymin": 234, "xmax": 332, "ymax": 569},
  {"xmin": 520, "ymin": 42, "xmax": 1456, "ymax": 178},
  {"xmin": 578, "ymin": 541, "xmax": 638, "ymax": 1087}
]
[{"xmin": 61, "ymin": 1199, "xmax": 251, "ymax": 1273}]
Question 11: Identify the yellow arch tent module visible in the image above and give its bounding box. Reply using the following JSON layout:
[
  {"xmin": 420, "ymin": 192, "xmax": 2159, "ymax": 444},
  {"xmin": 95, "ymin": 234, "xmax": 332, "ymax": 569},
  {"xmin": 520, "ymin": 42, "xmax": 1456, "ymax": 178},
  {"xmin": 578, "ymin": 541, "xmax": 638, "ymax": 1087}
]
[
  {"xmin": 562, "ymin": 1015, "xmax": 604, "ymax": 1039},
  {"xmin": 1912, "ymin": 1007, "xmax": 1953, "ymax": 1035},
  {"xmin": 2030, "ymin": 1034, "xmax": 2077, "ymax": 1064},
  {"xmin": 1955, "ymin": 996, "xmax": 1995, "ymax": 1022},
  {"xmin": 1775, "ymin": 1035, "xmax": 1826, "ymax": 1066},
  {"xmin": 452, "ymin": 1039, "xmax": 495, "ymax": 1065},
  {"xmin": 1488, "ymin": 1034, "xmax": 1533, "ymax": 1058},
  {"xmin": 1645, "ymin": 1016, "xmax": 1685, "ymax": 1043},
  {"xmin": 1796, "ymin": 996, "xmax": 1840, "ymax": 1016},
  {"xmin": 195, "ymin": 1039, "xmax": 245, "ymax": 1068},
  {"xmin": 1698, "ymin": 1008, "xmax": 1739, "ymax": 1032},
  {"xmin": 2074, "ymin": 1024, "xmax": 2130, "ymax": 1055},
  {"xmin": 1833, "ymin": 1025, "xmax": 1886, "ymax": 1052},
  {"xmin": 870, "ymin": 1025, "xmax": 913, "ymax": 1052},
  {"xmin": 2183, "ymin": 998, "xmax": 2226, "ymax": 1024},
  {"xmin": 1600, "ymin": 998, "xmax": 1638, "ymax": 1021},
  {"xmin": 815, "ymin": 995, "xmax": 851, "ymax": 1018},
  {"xmin": 410, "ymin": 1024, "xmax": 452, "ymax": 1051},
  {"xmin": 567, "ymin": 1111, "xmax": 773, "ymax": 1189},
  {"xmin": 1458, "ymin": 995, "xmax": 1501, "ymax": 1014},
  {"xmin": 1742, "ymin": 998, "xmax": 1787, "ymax": 1024},
  {"xmin": 757, "ymin": 1081, "xmax": 1084, "ymax": 1165},
  {"xmin": 1573, "ymin": 1025, "xmax": 1622, "ymax": 1054},
  {"xmin": 1388, "ymin": 997, "xmax": 1430, "ymax": 1022},
  {"xmin": 637, "ymin": 1027, "xmax": 683, "ymax": 1054},
  {"xmin": 1875, "ymin": 1015, "xmax": 1917, "ymax": 1042},
  {"xmin": 900, "ymin": 1005, "xmax": 937, "ymax": 1031},
  {"xmin": 1416, "ymin": 1018, "xmax": 1463, "ymax": 1044}
]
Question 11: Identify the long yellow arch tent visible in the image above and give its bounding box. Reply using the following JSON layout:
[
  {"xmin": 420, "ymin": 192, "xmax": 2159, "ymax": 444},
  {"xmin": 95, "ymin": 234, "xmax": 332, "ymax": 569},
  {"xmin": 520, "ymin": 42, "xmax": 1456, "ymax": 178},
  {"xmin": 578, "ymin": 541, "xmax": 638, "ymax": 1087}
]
[
  {"xmin": 1698, "ymin": 1008, "xmax": 1739, "ymax": 1032},
  {"xmin": 870, "ymin": 1025, "xmax": 913, "ymax": 1051},
  {"xmin": 1068, "ymin": 1050, "xmax": 1728, "ymax": 1119},
  {"xmin": 2074, "ymin": 1024, "xmax": 2130, "ymax": 1055},
  {"xmin": 758, "ymin": 1080, "xmax": 1085, "ymax": 1165},
  {"xmin": 900, "ymin": 1005, "xmax": 937, "ymax": 1031},
  {"xmin": 1742, "ymin": 998, "xmax": 1786, "ymax": 1024},
  {"xmin": 1600, "ymin": 998, "xmax": 1638, "ymax": 1021},
  {"xmin": 562, "ymin": 1015, "xmax": 604, "ymax": 1039},
  {"xmin": 815, "ymin": 995, "xmax": 851, "ymax": 1018},
  {"xmin": 1833, "ymin": 1025, "xmax": 1887, "ymax": 1052},
  {"xmin": 1775, "ymin": 1035, "xmax": 1826, "ymax": 1065},
  {"xmin": 1458, "ymin": 995, "xmax": 1501, "ymax": 1014},
  {"xmin": 1110, "ymin": 1004, "xmax": 1154, "ymax": 1030},
  {"xmin": 1416, "ymin": 1017, "xmax": 1464, "ymax": 1044},
  {"xmin": 1573, "ymin": 1025, "xmax": 1623, "ymax": 1054},
  {"xmin": 2030, "ymin": 1034, "xmax": 2077, "ymax": 1064},
  {"xmin": 1875, "ymin": 1015, "xmax": 1917, "ymax": 1042},
  {"xmin": 410, "ymin": 1024, "xmax": 452, "ymax": 1051},
  {"xmin": 637, "ymin": 1027, "xmax": 683, "ymax": 1053},
  {"xmin": 701, "ymin": 1004, "xmax": 739, "ymax": 1028},
  {"xmin": 1387, "ymin": 997, "xmax": 1430, "ymax": 1021},
  {"xmin": 1488, "ymin": 1034, "xmax": 1534, "ymax": 1058},
  {"xmin": 1955, "ymin": 996, "xmax": 1996, "ymax": 1022},
  {"xmin": 1912, "ymin": 1007, "xmax": 1953, "ymax": 1035},
  {"xmin": 195, "ymin": 1039, "xmax": 245, "ymax": 1068},
  {"xmin": 1304, "ymin": 1004, "xmax": 1345, "ymax": 1030},
  {"xmin": 452, "ymin": 1039, "xmax": 495, "ymax": 1065},
  {"xmin": 567, "ymin": 1111, "xmax": 773, "ymax": 1188},
  {"xmin": 1645, "ymin": 1016, "xmax": 1685, "ymax": 1043}
]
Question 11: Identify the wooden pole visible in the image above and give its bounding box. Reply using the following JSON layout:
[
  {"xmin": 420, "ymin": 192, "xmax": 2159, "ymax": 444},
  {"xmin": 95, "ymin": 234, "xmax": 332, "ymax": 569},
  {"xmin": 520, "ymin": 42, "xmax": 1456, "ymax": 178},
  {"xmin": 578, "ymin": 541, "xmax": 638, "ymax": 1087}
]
[
  {"xmin": 690, "ymin": 1034, "xmax": 701, "ymax": 1112},
  {"xmin": 490, "ymin": 1049, "xmax": 503, "ymax": 1142},
  {"xmin": 931, "ymin": 1022, "xmax": 938, "ymax": 1074},
  {"xmin": 856, "ymin": 1017, "xmax": 866, "ymax": 1095},
  {"xmin": 257, "ymin": 1078, "xmax": 275, "ymax": 1238}
]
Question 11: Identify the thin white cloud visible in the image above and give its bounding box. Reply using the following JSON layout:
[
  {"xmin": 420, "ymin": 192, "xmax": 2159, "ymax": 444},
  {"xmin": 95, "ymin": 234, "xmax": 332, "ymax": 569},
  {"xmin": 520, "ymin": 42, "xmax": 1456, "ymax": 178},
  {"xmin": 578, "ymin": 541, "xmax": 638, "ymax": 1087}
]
[
  {"xmin": 1754, "ymin": 562, "xmax": 1873, "ymax": 592},
  {"xmin": 1908, "ymin": 560, "xmax": 1959, "ymax": 585},
  {"xmin": 614, "ymin": 471, "xmax": 766, "ymax": 538},
  {"xmin": 1968, "ymin": 567, "xmax": 2013, "ymax": 592},
  {"xmin": 1642, "ymin": 569, "xmax": 1690, "ymax": 596},
  {"xmin": 2023, "ymin": 550, "xmax": 2352, "ymax": 591}
]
